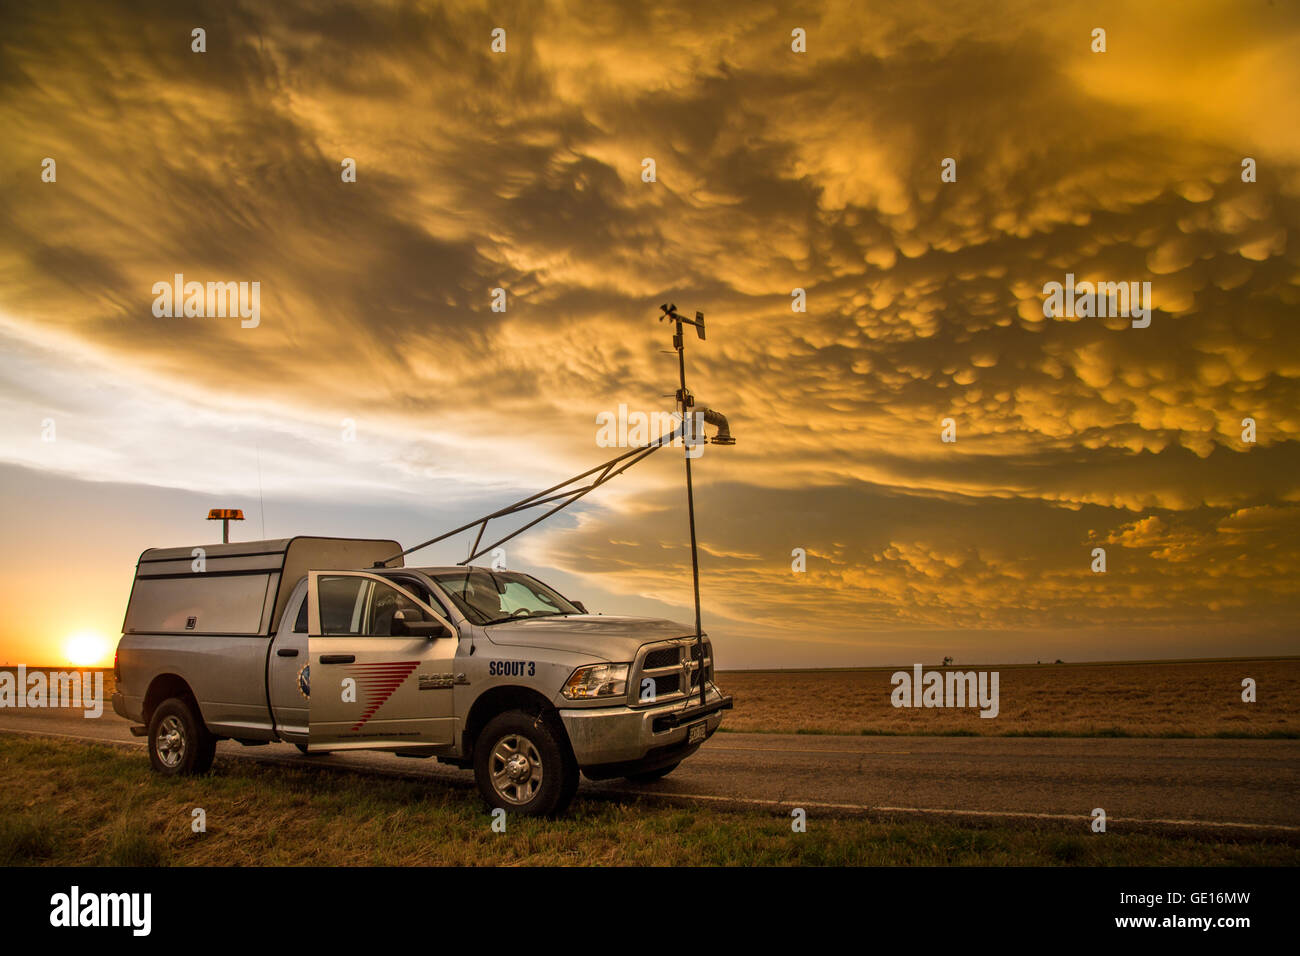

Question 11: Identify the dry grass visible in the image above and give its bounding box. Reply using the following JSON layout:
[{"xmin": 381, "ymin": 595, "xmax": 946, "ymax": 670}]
[
  {"xmin": 716, "ymin": 659, "xmax": 1300, "ymax": 737},
  {"xmin": 2, "ymin": 737, "xmax": 1295, "ymax": 866}
]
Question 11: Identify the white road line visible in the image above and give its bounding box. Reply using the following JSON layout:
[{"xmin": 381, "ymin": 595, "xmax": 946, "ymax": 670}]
[
  {"xmin": 4, "ymin": 726, "xmax": 1296, "ymax": 833},
  {"xmin": 709, "ymin": 745, "xmax": 912, "ymax": 755}
]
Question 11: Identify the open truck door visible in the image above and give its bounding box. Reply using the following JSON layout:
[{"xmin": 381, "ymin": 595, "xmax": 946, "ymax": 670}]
[{"xmin": 306, "ymin": 570, "xmax": 459, "ymax": 751}]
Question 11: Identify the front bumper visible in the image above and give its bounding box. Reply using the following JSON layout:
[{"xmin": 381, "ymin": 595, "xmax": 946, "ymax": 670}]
[{"xmin": 558, "ymin": 682, "xmax": 732, "ymax": 769}]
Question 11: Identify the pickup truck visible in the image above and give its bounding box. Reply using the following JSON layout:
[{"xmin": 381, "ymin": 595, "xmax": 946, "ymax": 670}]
[{"xmin": 113, "ymin": 536, "xmax": 731, "ymax": 815}]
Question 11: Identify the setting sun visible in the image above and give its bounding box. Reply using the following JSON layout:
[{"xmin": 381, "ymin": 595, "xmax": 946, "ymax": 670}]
[{"xmin": 64, "ymin": 631, "xmax": 110, "ymax": 668}]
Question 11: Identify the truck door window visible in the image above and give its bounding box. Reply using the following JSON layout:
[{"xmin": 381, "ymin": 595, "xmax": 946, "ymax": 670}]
[{"xmin": 317, "ymin": 575, "xmax": 427, "ymax": 637}]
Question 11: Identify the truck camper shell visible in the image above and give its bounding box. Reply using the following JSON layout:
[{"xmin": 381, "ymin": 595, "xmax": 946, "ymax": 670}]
[{"xmin": 122, "ymin": 536, "xmax": 403, "ymax": 638}]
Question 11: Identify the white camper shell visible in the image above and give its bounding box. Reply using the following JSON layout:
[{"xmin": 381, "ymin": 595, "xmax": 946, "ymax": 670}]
[
  {"xmin": 123, "ymin": 537, "xmax": 403, "ymax": 639},
  {"xmin": 117, "ymin": 537, "xmax": 405, "ymax": 750}
]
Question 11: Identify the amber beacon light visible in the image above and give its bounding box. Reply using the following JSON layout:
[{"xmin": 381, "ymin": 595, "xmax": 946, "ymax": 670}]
[{"xmin": 206, "ymin": 508, "xmax": 245, "ymax": 543}]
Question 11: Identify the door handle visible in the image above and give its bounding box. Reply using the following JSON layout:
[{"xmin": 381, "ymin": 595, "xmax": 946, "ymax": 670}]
[
  {"xmin": 320, "ymin": 654, "xmax": 355, "ymax": 664},
  {"xmin": 276, "ymin": 648, "xmax": 299, "ymax": 658}
]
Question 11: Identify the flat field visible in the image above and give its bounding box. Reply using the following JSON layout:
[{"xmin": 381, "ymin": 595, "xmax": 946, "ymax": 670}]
[{"xmin": 715, "ymin": 659, "xmax": 1299, "ymax": 737}]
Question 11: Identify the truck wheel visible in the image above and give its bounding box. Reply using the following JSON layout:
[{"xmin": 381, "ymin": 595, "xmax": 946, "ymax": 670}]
[
  {"xmin": 474, "ymin": 710, "xmax": 578, "ymax": 817},
  {"xmin": 147, "ymin": 697, "xmax": 217, "ymax": 776},
  {"xmin": 625, "ymin": 761, "xmax": 681, "ymax": 783}
]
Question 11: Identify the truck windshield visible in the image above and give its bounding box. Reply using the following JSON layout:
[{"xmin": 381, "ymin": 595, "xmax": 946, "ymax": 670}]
[{"xmin": 425, "ymin": 570, "xmax": 581, "ymax": 626}]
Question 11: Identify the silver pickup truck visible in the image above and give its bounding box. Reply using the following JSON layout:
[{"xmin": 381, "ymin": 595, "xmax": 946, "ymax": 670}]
[{"xmin": 113, "ymin": 536, "xmax": 731, "ymax": 815}]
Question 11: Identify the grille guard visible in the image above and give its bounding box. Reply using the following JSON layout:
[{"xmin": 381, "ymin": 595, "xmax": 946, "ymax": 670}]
[{"xmin": 653, "ymin": 694, "xmax": 734, "ymax": 729}]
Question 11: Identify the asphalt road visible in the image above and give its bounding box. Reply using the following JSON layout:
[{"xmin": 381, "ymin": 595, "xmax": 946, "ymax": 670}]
[{"xmin": 3, "ymin": 708, "xmax": 1297, "ymax": 831}]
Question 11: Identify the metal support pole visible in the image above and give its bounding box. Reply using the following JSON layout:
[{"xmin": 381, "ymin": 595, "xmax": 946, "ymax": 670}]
[{"xmin": 673, "ymin": 318, "xmax": 707, "ymax": 709}]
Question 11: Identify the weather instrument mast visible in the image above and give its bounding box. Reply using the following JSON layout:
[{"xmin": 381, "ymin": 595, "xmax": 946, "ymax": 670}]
[
  {"xmin": 383, "ymin": 303, "xmax": 734, "ymax": 707},
  {"xmin": 660, "ymin": 303, "xmax": 733, "ymax": 707}
]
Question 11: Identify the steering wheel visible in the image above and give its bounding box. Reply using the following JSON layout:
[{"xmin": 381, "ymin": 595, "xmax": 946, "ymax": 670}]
[{"xmin": 510, "ymin": 607, "xmax": 532, "ymax": 618}]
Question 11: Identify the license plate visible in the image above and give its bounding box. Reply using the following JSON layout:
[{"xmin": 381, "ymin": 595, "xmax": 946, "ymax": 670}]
[{"xmin": 687, "ymin": 721, "xmax": 707, "ymax": 744}]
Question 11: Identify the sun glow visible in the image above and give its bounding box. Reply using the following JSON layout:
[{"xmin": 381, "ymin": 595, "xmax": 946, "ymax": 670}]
[{"xmin": 64, "ymin": 631, "xmax": 110, "ymax": 667}]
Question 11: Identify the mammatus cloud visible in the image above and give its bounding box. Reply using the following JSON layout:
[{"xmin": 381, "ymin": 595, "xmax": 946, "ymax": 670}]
[{"xmin": 1, "ymin": 0, "xmax": 1297, "ymax": 664}]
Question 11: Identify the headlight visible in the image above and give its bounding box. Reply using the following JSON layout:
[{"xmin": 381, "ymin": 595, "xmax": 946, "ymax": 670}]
[{"xmin": 561, "ymin": 663, "xmax": 629, "ymax": 700}]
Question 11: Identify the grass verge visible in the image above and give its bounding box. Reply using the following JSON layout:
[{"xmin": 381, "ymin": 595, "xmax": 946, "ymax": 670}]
[{"xmin": 1, "ymin": 736, "xmax": 1297, "ymax": 866}]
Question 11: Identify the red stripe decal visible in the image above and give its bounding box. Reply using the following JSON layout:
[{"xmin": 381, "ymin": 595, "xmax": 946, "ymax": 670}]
[{"xmin": 345, "ymin": 661, "xmax": 419, "ymax": 731}]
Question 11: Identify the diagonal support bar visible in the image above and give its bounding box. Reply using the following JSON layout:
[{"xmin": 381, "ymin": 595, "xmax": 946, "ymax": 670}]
[{"xmin": 377, "ymin": 419, "xmax": 693, "ymax": 567}]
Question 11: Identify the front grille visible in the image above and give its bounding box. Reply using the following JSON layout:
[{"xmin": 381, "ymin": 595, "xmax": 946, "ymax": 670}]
[
  {"xmin": 631, "ymin": 638, "xmax": 713, "ymax": 709},
  {"xmin": 645, "ymin": 648, "xmax": 680, "ymax": 669},
  {"xmin": 652, "ymin": 675, "xmax": 681, "ymax": 695}
]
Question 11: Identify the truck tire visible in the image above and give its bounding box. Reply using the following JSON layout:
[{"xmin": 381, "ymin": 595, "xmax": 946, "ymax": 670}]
[
  {"xmin": 625, "ymin": 761, "xmax": 681, "ymax": 783},
  {"xmin": 147, "ymin": 697, "xmax": 217, "ymax": 776},
  {"xmin": 474, "ymin": 710, "xmax": 578, "ymax": 817}
]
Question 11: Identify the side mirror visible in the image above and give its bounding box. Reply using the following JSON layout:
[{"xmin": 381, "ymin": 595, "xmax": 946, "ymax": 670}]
[
  {"xmin": 572, "ymin": 601, "xmax": 588, "ymax": 614},
  {"xmin": 393, "ymin": 608, "xmax": 453, "ymax": 639}
]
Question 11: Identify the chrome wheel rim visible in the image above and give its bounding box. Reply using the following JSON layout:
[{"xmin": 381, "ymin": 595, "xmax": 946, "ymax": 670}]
[
  {"xmin": 156, "ymin": 715, "xmax": 186, "ymax": 768},
  {"xmin": 489, "ymin": 733, "xmax": 542, "ymax": 805}
]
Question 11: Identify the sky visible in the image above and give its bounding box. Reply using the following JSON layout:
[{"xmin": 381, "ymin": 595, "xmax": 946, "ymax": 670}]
[{"xmin": 1, "ymin": 0, "xmax": 1297, "ymax": 668}]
